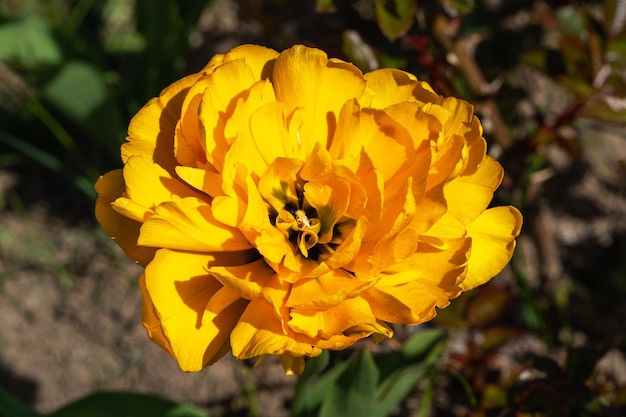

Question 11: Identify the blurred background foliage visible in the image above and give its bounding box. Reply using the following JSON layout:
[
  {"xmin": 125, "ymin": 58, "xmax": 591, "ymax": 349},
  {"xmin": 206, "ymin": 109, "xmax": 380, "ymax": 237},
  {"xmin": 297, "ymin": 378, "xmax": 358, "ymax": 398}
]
[{"xmin": 1, "ymin": 0, "xmax": 625, "ymax": 416}]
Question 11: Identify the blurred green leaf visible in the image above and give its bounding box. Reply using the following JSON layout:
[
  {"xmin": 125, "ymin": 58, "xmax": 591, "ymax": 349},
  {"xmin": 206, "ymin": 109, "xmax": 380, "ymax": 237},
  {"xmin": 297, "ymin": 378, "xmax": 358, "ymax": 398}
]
[
  {"xmin": 375, "ymin": 0, "xmax": 416, "ymax": 41},
  {"xmin": 43, "ymin": 61, "xmax": 108, "ymax": 124},
  {"xmin": 439, "ymin": 0, "xmax": 475, "ymax": 16},
  {"xmin": 45, "ymin": 392, "xmax": 209, "ymax": 417},
  {"xmin": 401, "ymin": 328, "xmax": 447, "ymax": 359},
  {"xmin": 0, "ymin": 387, "xmax": 41, "ymax": 417},
  {"xmin": 556, "ymin": 6, "xmax": 588, "ymax": 38},
  {"xmin": 565, "ymin": 345, "xmax": 608, "ymax": 383},
  {"xmin": 342, "ymin": 30, "xmax": 379, "ymax": 72},
  {"xmin": 0, "ymin": 129, "xmax": 63, "ymax": 171},
  {"xmin": 0, "ymin": 17, "xmax": 62, "ymax": 68},
  {"xmin": 319, "ymin": 350, "xmax": 379, "ymax": 417},
  {"xmin": 481, "ymin": 384, "xmax": 508, "ymax": 409},
  {"xmin": 292, "ymin": 352, "xmax": 350, "ymax": 417},
  {"xmin": 315, "ymin": 0, "xmax": 337, "ymax": 12},
  {"xmin": 41, "ymin": 60, "xmax": 124, "ymax": 159},
  {"xmin": 373, "ymin": 361, "xmax": 433, "ymax": 417}
]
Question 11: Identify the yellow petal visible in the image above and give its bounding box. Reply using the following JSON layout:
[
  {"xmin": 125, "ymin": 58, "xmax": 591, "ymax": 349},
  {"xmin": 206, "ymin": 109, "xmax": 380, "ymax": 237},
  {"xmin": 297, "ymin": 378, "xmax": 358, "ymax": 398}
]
[
  {"xmin": 198, "ymin": 59, "xmax": 258, "ymax": 171},
  {"xmin": 123, "ymin": 155, "xmax": 199, "ymax": 212},
  {"xmin": 328, "ymin": 99, "xmax": 363, "ymax": 162},
  {"xmin": 383, "ymin": 235, "xmax": 471, "ymax": 292},
  {"xmin": 138, "ymin": 196, "xmax": 252, "ymax": 252},
  {"xmin": 303, "ymin": 178, "xmax": 350, "ymax": 244},
  {"xmin": 209, "ymin": 259, "xmax": 276, "ymax": 300},
  {"xmin": 144, "ymin": 249, "xmax": 249, "ymax": 371},
  {"xmin": 95, "ymin": 170, "xmax": 156, "ymax": 266},
  {"xmin": 230, "ymin": 297, "xmax": 318, "ymax": 359},
  {"xmin": 223, "ymin": 80, "xmax": 278, "ymax": 181},
  {"xmin": 221, "ymin": 44, "xmax": 279, "ymax": 80},
  {"xmin": 139, "ymin": 274, "xmax": 174, "ymax": 356},
  {"xmin": 364, "ymin": 68, "xmax": 442, "ymax": 108},
  {"xmin": 272, "ymin": 45, "xmax": 366, "ymax": 154},
  {"xmin": 461, "ymin": 206, "xmax": 523, "ymax": 290},
  {"xmin": 360, "ymin": 108, "xmax": 416, "ymax": 182},
  {"xmin": 258, "ymin": 157, "xmax": 303, "ymax": 213},
  {"xmin": 123, "ymin": 72, "xmax": 202, "ymax": 173},
  {"xmin": 289, "ymin": 297, "xmax": 378, "ymax": 340},
  {"xmin": 287, "ymin": 269, "xmax": 374, "ymax": 309},
  {"xmin": 175, "ymin": 165, "xmax": 223, "ymax": 197},
  {"xmin": 444, "ymin": 155, "xmax": 504, "ymax": 224},
  {"xmin": 366, "ymin": 237, "xmax": 471, "ymax": 324},
  {"xmin": 280, "ymin": 354, "xmax": 308, "ymax": 376}
]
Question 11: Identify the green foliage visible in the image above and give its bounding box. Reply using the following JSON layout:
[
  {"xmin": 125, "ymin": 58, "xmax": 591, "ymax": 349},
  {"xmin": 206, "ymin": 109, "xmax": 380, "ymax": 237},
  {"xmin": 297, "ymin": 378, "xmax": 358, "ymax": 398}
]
[
  {"xmin": 0, "ymin": 0, "xmax": 208, "ymax": 202},
  {"xmin": 293, "ymin": 328, "xmax": 447, "ymax": 417},
  {"xmin": 374, "ymin": 0, "xmax": 417, "ymax": 40}
]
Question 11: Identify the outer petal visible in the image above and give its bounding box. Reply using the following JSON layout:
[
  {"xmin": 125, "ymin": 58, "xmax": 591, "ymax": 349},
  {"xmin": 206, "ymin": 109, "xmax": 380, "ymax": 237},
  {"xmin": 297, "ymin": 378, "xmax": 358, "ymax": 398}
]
[
  {"xmin": 144, "ymin": 249, "xmax": 249, "ymax": 371},
  {"xmin": 123, "ymin": 72, "xmax": 202, "ymax": 173},
  {"xmin": 221, "ymin": 44, "xmax": 279, "ymax": 80},
  {"xmin": 139, "ymin": 274, "xmax": 174, "ymax": 356},
  {"xmin": 444, "ymin": 156, "xmax": 504, "ymax": 225},
  {"xmin": 364, "ymin": 236, "xmax": 471, "ymax": 324},
  {"xmin": 138, "ymin": 196, "xmax": 252, "ymax": 252},
  {"xmin": 95, "ymin": 170, "xmax": 156, "ymax": 266},
  {"xmin": 199, "ymin": 59, "xmax": 260, "ymax": 171},
  {"xmin": 230, "ymin": 297, "xmax": 320, "ymax": 360},
  {"xmin": 121, "ymin": 154, "xmax": 200, "ymax": 217},
  {"xmin": 364, "ymin": 68, "xmax": 441, "ymax": 108},
  {"xmin": 289, "ymin": 297, "xmax": 382, "ymax": 341},
  {"xmin": 461, "ymin": 206, "xmax": 523, "ymax": 290}
]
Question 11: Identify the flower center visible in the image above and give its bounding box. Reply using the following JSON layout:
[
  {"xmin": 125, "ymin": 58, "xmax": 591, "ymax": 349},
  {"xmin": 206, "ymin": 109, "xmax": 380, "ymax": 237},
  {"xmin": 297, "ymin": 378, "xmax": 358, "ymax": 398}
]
[{"xmin": 275, "ymin": 205, "xmax": 321, "ymax": 258}]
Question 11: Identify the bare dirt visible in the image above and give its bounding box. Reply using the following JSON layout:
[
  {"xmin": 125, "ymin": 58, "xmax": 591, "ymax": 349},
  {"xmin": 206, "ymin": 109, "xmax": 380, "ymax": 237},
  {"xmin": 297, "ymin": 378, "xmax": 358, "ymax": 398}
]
[{"xmin": 0, "ymin": 199, "xmax": 294, "ymax": 417}]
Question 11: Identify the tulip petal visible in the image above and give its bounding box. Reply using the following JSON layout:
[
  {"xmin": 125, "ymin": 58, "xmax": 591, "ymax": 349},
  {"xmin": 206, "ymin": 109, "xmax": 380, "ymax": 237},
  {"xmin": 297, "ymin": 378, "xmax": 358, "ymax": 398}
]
[
  {"xmin": 272, "ymin": 45, "xmax": 367, "ymax": 154},
  {"xmin": 144, "ymin": 249, "xmax": 249, "ymax": 371},
  {"xmin": 287, "ymin": 269, "xmax": 375, "ymax": 309},
  {"xmin": 230, "ymin": 297, "xmax": 319, "ymax": 359},
  {"xmin": 461, "ymin": 206, "xmax": 523, "ymax": 290},
  {"xmin": 289, "ymin": 297, "xmax": 379, "ymax": 340},
  {"xmin": 364, "ymin": 68, "xmax": 441, "ymax": 108},
  {"xmin": 138, "ymin": 196, "xmax": 252, "ymax": 252},
  {"xmin": 209, "ymin": 259, "xmax": 276, "ymax": 301},
  {"xmin": 95, "ymin": 170, "xmax": 156, "ymax": 266},
  {"xmin": 123, "ymin": 72, "xmax": 202, "ymax": 173},
  {"xmin": 444, "ymin": 155, "xmax": 504, "ymax": 224}
]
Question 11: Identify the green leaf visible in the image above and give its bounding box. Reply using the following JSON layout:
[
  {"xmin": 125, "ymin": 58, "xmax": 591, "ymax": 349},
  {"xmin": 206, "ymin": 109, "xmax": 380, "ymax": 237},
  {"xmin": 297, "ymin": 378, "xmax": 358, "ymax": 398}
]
[
  {"xmin": 42, "ymin": 60, "xmax": 125, "ymax": 157},
  {"xmin": 292, "ymin": 352, "xmax": 350, "ymax": 417},
  {"xmin": 439, "ymin": 0, "xmax": 476, "ymax": 16},
  {"xmin": 319, "ymin": 350, "xmax": 379, "ymax": 417},
  {"xmin": 315, "ymin": 0, "xmax": 337, "ymax": 12},
  {"xmin": 43, "ymin": 61, "xmax": 108, "ymax": 123},
  {"xmin": 401, "ymin": 328, "xmax": 447, "ymax": 359},
  {"xmin": 373, "ymin": 361, "xmax": 433, "ymax": 417},
  {"xmin": 0, "ymin": 387, "xmax": 41, "ymax": 417},
  {"xmin": 0, "ymin": 17, "xmax": 62, "ymax": 69},
  {"xmin": 45, "ymin": 392, "xmax": 209, "ymax": 417},
  {"xmin": 375, "ymin": 0, "xmax": 417, "ymax": 41}
]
